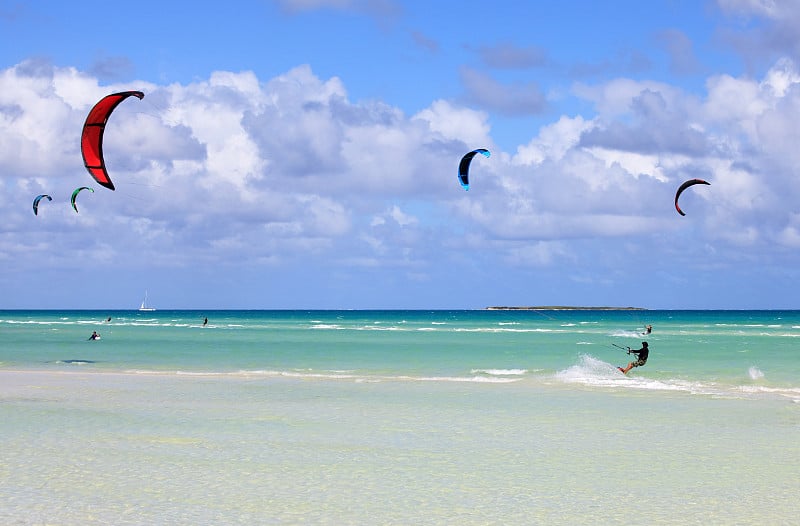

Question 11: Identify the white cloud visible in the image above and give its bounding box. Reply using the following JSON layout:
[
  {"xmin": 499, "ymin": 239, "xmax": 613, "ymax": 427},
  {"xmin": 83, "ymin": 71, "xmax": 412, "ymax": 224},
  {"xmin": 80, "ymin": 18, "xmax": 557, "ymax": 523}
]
[
  {"xmin": 514, "ymin": 116, "xmax": 592, "ymax": 166},
  {"xmin": 387, "ymin": 205, "xmax": 417, "ymax": 227},
  {"xmin": 572, "ymin": 78, "xmax": 686, "ymax": 118},
  {"xmin": 413, "ymin": 99, "xmax": 491, "ymax": 146}
]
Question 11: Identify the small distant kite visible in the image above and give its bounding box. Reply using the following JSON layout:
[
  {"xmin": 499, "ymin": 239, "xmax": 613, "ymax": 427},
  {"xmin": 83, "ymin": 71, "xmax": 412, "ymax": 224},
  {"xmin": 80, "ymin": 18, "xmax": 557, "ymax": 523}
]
[
  {"xmin": 458, "ymin": 148, "xmax": 490, "ymax": 191},
  {"xmin": 674, "ymin": 178, "xmax": 710, "ymax": 216},
  {"xmin": 81, "ymin": 91, "xmax": 145, "ymax": 191},
  {"xmin": 32, "ymin": 194, "xmax": 52, "ymax": 216},
  {"xmin": 71, "ymin": 186, "xmax": 94, "ymax": 213}
]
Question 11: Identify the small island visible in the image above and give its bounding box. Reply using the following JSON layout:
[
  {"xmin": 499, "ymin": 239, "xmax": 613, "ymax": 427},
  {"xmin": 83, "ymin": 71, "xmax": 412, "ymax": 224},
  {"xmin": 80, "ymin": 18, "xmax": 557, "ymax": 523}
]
[{"xmin": 486, "ymin": 306, "xmax": 646, "ymax": 311}]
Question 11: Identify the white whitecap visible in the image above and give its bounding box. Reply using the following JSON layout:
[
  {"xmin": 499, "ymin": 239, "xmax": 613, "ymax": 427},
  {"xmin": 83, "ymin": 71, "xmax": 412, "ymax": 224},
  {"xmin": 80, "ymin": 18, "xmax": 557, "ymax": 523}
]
[
  {"xmin": 471, "ymin": 368, "xmax": 528, "ymax": 376},
  {"xmin": 748, "ymin": 366, "xmax": 764, "ymax": 380}
]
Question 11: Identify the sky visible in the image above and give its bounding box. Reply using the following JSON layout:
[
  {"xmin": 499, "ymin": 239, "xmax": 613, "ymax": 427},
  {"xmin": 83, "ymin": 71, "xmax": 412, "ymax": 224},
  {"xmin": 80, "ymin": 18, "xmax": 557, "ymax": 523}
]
[{"xmin": 2, "ymin": 0, "xmax": 800, "ymax": 310}]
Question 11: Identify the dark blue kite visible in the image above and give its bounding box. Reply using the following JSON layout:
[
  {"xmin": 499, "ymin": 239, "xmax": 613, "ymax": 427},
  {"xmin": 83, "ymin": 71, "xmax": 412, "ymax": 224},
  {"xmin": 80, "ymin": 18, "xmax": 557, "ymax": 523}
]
[
  {"xmin": 32, "ymin": 194, "xmax": 52, "ymax": 216},
  {"xmin": 458, "ymin": 148, "xmax": 490, "ymax": 191}
]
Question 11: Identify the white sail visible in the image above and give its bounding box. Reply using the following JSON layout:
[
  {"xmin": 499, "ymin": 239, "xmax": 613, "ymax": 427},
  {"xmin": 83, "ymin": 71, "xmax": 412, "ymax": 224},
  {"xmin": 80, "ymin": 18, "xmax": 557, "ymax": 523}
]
[{"xmin": 138, "ymin": 291, "xmax": 156, "ymax": 312}]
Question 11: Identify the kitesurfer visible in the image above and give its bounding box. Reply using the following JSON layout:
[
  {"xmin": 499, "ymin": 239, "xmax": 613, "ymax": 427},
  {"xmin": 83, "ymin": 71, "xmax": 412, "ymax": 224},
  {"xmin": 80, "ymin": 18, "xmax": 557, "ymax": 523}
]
[
  {"xmin": 88, "ymin": 331, "xmax": 100, "ymax": 341},
  {"xmin": 619, "ymin": 342, "xmax": 649, "ymax": 374},
  {"xmin": 203, "ymin": 317, "xmax": 208, "ymax": 326},
  {"xmin": 643, "ymin": 324, "xmax": 652, "ymax": 335}
]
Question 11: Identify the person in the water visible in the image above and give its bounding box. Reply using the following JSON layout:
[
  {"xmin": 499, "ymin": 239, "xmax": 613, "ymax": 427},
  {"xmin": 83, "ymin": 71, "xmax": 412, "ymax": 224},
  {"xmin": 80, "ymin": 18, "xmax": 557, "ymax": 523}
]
[{"xmin": 619, "ymin": 342, "xmax": 648, "ymax": 374}]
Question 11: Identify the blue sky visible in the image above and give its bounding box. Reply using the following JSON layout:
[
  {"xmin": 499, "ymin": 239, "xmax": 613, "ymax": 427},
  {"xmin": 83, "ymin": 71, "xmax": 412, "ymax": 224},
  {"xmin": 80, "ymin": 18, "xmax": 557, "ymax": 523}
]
[{"xmin": 2, "ymin": 0, "xmax": 800, "ymax": 309}]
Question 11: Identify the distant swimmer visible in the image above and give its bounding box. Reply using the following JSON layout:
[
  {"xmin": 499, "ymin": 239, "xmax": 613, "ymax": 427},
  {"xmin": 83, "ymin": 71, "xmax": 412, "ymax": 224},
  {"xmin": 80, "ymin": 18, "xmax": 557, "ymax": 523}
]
[
  {"xmin": 619, "ymin": 342, "xmax": 648, "ymax": 374},
  {"xmin": 88, "ymin": 331, "xmax": 100, "ymax": 341}
]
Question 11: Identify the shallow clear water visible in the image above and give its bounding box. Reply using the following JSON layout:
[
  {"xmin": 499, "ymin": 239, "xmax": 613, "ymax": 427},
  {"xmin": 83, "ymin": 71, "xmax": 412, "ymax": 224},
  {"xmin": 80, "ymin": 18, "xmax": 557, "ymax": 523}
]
[{"xmin": 1, "ymin": 310, "xmax": 799, "ymax": 524}]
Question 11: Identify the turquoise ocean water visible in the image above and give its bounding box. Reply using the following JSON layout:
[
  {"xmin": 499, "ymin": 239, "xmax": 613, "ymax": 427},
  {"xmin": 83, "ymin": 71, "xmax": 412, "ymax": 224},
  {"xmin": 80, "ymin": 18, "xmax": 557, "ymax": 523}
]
[{"xmin": 1, "ymin": 309, "xmax": 799, "ymax": 524}]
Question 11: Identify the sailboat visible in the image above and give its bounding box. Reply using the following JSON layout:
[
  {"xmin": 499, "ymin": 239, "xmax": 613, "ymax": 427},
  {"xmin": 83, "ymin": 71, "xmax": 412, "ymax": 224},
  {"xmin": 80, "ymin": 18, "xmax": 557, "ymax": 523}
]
[{"xmin": 138, "ymin": 291, "xmax": 156, "ymax": 312}]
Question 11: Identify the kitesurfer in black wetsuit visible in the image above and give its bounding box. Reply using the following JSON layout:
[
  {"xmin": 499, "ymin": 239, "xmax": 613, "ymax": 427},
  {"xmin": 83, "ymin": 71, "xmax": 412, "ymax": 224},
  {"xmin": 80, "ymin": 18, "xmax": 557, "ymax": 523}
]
[{"xmin": 619, "ymin": 342, "xmax": 649, "ymax": 374}]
